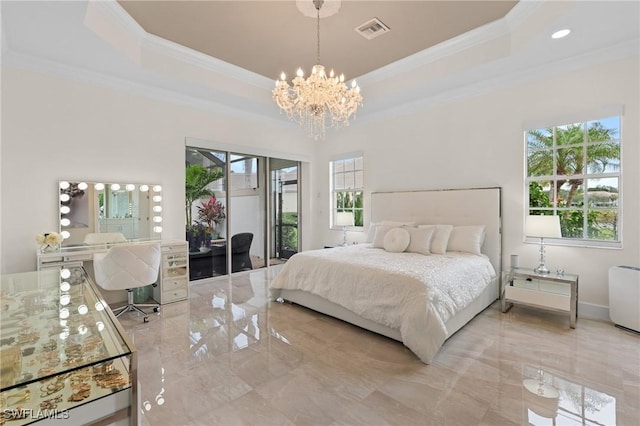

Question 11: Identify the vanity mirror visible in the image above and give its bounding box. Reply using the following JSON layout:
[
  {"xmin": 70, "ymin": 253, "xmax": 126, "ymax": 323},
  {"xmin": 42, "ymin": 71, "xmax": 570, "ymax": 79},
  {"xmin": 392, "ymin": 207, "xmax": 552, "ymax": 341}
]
[{"xmin": 59, "ymin": 180, "xmax": 163, "ymax": 246}]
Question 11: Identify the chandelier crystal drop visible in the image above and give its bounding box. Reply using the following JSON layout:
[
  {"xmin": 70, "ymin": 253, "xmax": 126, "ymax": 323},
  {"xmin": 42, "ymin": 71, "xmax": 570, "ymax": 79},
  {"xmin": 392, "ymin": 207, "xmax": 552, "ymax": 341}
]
[{"xmin": 273, "ymin": 0, "xmax": 362, "ymax": 140}]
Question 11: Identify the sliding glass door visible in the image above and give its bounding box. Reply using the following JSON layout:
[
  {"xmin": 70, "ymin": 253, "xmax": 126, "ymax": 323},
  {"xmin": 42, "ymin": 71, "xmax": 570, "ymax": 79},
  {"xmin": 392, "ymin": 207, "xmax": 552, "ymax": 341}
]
[
  {"xmin": 270, "ymin": 159, "xmax": 299, "ymax": 263},
  {"xmin": 228, "ymin": 153, "xmax": 267, "ymax": 273},
  {"xmin": 185, "ymin": 148, "xmax": 228, "ymax": 280},
  {"xmin": 187, "ymin": 147, "xmax": 286, "ymax": 279}
]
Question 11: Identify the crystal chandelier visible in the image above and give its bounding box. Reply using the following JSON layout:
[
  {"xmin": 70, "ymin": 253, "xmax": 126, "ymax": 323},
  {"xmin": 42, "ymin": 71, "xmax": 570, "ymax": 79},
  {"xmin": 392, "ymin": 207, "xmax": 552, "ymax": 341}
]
[{"xmin": 272, "ymin": 0, "xmax": 362, "ymax": 140}]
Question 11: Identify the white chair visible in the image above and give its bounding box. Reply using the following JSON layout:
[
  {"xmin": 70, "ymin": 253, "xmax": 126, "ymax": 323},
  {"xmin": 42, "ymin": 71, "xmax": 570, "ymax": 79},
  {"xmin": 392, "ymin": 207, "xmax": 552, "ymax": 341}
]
[{"xmin": 93, "ymin": 243, "xmax": 161, "ymax": 323}]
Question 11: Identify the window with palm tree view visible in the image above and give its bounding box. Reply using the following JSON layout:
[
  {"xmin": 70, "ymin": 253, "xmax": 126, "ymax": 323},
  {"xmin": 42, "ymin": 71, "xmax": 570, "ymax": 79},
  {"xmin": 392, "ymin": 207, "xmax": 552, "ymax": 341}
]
[
  {"xmin": 331, "ymin": 155, "xmax": 363, "ymax": 228},
  {"xmin": 526, "ymin": 116, "xmax": 621, "ymax": 245}
]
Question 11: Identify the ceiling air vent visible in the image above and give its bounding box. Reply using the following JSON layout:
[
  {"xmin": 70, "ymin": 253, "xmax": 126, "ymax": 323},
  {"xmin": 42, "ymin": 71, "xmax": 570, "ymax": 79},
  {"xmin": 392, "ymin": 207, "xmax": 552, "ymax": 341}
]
[{"xmin": 355, "ymin": 17, "xmax": 390, "ymax": 40}]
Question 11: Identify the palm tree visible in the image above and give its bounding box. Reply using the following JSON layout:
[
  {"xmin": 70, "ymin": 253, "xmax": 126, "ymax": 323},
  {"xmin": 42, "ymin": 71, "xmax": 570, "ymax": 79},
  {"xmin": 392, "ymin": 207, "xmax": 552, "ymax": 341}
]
[
  {"xmin": 185, "ymin": 164, "xmax": 223, "ymax": 227},
  {"xmin": 527, "ymin": 122, "xmax": 619, "ymax": 209}
]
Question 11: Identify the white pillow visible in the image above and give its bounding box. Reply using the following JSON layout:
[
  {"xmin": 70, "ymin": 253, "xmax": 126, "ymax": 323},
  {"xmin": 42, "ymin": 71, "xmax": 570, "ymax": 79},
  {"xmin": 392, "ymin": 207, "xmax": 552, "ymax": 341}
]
[
  {"xmin": 418, "ymin": 224, "xmax": 453, "ymax": 255},
  {"xmin": 367, "ymin": 221, "xmax": 417, "ymax": 243},
  {"xmin": 383, "ymin": 228, "xmax": 410, "ymax": 253},
  {"xmin": 405, "ymin": 227, "xmax": 435, "ymax": 255},
  {"xmin": 366, "ymin": 222, "xmax": 380, "ymax": 243},
  {"xmin": 372, "ymin": 225, "xmax": 393, "ymax": 248},
  {"xmin": 447, "ymin": 225, "xmax": 486, "ymax": 255}
]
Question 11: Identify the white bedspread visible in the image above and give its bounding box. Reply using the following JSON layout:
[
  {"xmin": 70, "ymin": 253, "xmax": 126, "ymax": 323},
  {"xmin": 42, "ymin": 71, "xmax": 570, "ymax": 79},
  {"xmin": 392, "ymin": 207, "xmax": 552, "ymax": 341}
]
[{"xmin": 269, "ymin": 244, "xmax": 496, "ymax": 363}]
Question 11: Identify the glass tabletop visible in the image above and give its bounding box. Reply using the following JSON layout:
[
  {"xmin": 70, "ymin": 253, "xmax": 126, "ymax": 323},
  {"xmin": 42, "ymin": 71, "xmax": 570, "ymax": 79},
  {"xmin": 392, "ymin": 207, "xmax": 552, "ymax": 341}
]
[{"xmin": 0, "ymin": 266, "xmax": 133, "ymax": 391}]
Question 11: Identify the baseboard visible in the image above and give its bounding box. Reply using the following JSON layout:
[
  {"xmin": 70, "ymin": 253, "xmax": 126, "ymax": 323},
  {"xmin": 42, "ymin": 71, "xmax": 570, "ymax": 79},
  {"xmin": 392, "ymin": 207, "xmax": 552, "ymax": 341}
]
[{"xmin": 578, "ymin": 301, "xmax": 610, "ymax": 322}]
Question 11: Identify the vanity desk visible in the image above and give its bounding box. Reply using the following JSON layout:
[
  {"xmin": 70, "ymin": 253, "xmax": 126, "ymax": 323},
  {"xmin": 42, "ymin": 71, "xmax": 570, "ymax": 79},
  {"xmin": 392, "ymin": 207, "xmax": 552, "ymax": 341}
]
[
  {"xmin": 37, "ymin": 240, "xmax": 189, "ymax": 305},
  {"xmin": 0, "ymin": 266, "xmax": 138, "ymax": 425}
]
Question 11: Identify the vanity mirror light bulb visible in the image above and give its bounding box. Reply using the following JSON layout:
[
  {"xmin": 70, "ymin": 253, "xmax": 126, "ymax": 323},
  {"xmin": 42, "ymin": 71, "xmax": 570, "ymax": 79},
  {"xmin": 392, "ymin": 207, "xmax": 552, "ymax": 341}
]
[
  {"xmin": 153, "ymin": 226, "xmax": 163, "ymax": 233},
  {"xmin": 60, "ymin": 282, "xmax": 71, "ymax": 292},
  {"xmin": 60, "ymin": 206, "xmax": 71, "ymax": 214},
  {"xmin": 96, "ymin": 321, "xmax": 105, "ymax": 332},
  {"xmin": 153, "ymin": 185, "xmax": 162, "ymax": 192},
  {"xmin": 153, "ymin": 195, "xmax": 162, "ymax": 202},
  {"xmin": 59, "ymin": 181, "xmax": 70, "ymax": 189},
  {"xmin": 61, "ymin": 231, "xmax": 70, "ymax": 239},
  {"xmin": 95, "ymin": 301, "xmax": 106, "ymax": 311},
  {"xmin": 60, "ymin": 269, "xmax": 71, "ymax": 279},
  {"xmin": 59, "ymin": 307, "xmax": 70, "ymax": 319},
  {"xmin": 60, "ymin": 218, "xmax": 71, "ymax": 227},
  {"xmin": 60, "ymin": 194, "xmax": 70, "ymax": 202},
  {"xmin": 94, "ymin": 183, "xmax": 105, "ymax": 190},
  {"xmin": 139, "ymin": 185, "xmax": 149, "ymax": 192},
  {"xmin": 111, "ymin": 183, "xmax": 121, "ymax": 191},
  {"xmin": 77, "ymin": 304, "xmax": 88, "ymax": 315},
  {"xmin": 153, "ymin": 216, "xmax": 162, "ymax": 223},
  {"xmin": 60, "ymin": 295, "xmax": 71, "ymax": 306},
  {"xmin": 126, "ymin": 184, "xmax": 135, "ymax": 191},
  {"xmin": 153, "ymin": 206, "xmax": 162, "ymax": 213},
  {"xmin": 78, "ymin": 325, "xmax": 88, "ymax": 335},
  {"xmin": 77, "ymin": 182, "xmax": 88, "ymax": 190}
]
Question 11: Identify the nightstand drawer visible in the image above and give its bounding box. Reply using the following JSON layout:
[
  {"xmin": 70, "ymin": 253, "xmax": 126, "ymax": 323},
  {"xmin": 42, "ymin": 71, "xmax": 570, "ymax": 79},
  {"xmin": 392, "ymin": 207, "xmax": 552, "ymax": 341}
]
[
  {"xmin": 513, "ymin": 278, "xmax": 570, "ymax": 296},
  {"xmin": 505, "ymin": 286, "xmax": 570, "ymax": 312}
]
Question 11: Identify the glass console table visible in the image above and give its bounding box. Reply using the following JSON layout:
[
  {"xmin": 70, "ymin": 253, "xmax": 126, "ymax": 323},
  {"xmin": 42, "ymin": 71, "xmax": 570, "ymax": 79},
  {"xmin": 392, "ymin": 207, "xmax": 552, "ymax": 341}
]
[{"xmin": 0, "ymin": 266, "xmax": 137, "ymax": 425}]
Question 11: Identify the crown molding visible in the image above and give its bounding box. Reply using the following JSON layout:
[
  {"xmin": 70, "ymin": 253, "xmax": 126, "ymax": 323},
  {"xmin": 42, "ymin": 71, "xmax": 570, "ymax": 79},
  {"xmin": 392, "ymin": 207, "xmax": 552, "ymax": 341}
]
[
  {"xmin": 360, "ymin": 38, "xmax": 639, "ymax": 123},
  {"xmin": 3, "ymin": 0, "xmax": 637, "ymax": 128},
  {"xmin": 90, "ymin": 0, "xmax": 273, "ymax": 90},
  {"xmin": 358, "ymin": 12, "xmax": 512, "ymax": 86},
  {"xmin": 1, "ymin": 49, "xmax": 287, "ymax": 127},
  {"xmin": 504, "ymin": 0, "xmax": 544, "ymax": 31}
]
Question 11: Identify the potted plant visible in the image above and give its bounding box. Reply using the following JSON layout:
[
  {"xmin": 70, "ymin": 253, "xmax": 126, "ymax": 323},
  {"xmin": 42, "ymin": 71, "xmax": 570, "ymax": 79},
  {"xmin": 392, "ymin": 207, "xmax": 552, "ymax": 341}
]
[
  {"xmin": 185, "ymin": 164, "xmax": 223, "ymax": 249},
  {"xmin": 197, "ymin": 196, "xmax": 226, "ymax": 239},
  {"xmin": 185, "ymin": 164, "xmax": 223, "ymax": 227}
]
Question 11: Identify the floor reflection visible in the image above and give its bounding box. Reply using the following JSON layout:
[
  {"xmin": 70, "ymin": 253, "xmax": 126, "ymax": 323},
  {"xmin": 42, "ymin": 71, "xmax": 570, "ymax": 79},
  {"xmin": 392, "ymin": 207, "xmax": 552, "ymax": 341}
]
[
  {"xmin": 113, "ymin": 267, "xmax": 640, "ymax": 426},
  {"xmin": 523, "ymin": 365, "xmax": 617, "ymax": 425}
]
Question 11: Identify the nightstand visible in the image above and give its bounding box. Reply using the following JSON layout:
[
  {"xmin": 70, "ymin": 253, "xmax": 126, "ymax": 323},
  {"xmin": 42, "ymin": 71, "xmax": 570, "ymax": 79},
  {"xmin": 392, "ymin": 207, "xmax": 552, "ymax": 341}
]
[{"xmin": 501, "ymin": 267, "xmax": 578, "ymax": 328}]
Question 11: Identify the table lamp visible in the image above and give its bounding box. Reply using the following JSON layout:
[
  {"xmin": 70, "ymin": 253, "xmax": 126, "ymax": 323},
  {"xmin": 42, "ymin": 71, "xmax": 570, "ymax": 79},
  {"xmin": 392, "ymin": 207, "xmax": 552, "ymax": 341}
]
[
  {"xmin": 336, "ymin": 212, "xmax": 355, "ymax": 246},
  {"xmin": 525, "ymin": 215, "xmax": 561, "ymax": 275}
]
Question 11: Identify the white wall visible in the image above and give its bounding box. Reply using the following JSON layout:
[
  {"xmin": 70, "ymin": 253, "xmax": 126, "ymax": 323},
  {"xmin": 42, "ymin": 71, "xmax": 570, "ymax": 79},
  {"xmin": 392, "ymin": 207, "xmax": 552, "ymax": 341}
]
[
  {"xmin": 2, "ymin": 51, "xmax": 637, "ymax": 317},
  {"xmin": 316, "ymin": 56, "xmax": 640, "ymax": 315},
  {"xmin": 0, "ymin": 67, "xmax": 313, "ymax": 273}
]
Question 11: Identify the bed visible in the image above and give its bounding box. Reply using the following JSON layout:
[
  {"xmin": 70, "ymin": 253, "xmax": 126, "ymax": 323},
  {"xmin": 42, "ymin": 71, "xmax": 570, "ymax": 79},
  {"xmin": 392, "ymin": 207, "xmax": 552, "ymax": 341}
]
[{"xmin": 270, "ymin": 187, "xmax": 502, "ymax": 363}]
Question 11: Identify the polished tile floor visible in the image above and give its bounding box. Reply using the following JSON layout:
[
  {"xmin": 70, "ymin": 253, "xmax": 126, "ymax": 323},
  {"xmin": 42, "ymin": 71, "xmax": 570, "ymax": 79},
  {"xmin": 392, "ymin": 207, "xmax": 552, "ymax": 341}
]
[{"xmin": 118, "ymin": 266, "xmax": 640, "ymax": 425}]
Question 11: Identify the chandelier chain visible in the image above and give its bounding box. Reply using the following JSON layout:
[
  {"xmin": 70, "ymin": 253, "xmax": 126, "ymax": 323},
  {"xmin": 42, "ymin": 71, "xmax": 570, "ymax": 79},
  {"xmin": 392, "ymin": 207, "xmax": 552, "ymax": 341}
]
[{"xmin": 316, "ymin": 6, "xmax": 320, "ymax": 65}]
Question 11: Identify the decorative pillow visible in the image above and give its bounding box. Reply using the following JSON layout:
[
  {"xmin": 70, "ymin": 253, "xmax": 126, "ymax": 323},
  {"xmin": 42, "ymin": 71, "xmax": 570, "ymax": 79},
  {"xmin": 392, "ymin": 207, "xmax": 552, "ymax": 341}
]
[
  {"xmin": 372, "ymin": 225, "xmax": 393, "ymax": 248},
  {"xmin": 405, "ymin": 226, "xmax": 435, "ymax": 255},
  {"xmin": 418, "ymin": 224, "xmax": 453, "ymax": 254},
  {"xmin": 367, "ymin": 221, "xmax": 417, "ymax": 243},
  {"xmin": 366, "ymin": 222, "xmax": 380, "ymax": 243},
  {"xmin": 447, "ymin": 225, "xmax": 486, "ymax": 255},
  {"xmin": 383, "ymin": 228, "xmax": 411, "ymax": 253}
]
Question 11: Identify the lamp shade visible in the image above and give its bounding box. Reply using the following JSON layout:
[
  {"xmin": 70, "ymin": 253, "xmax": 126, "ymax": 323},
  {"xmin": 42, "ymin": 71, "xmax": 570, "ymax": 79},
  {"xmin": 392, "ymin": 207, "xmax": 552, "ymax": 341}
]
[
  {"xmin": 336, "ymin": 212, "xmax": 355, "ymax": 227},
  {"xmin": 525, "ymin": 215, "xmax": 561, "ymax": 238}
]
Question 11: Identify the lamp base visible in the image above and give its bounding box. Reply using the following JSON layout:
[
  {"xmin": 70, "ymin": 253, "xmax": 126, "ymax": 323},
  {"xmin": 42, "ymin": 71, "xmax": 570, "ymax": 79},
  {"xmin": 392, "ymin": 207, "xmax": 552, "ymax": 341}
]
[{"xmin": 534, "ymin": 264, "xmax": 551, "ymax": 275}]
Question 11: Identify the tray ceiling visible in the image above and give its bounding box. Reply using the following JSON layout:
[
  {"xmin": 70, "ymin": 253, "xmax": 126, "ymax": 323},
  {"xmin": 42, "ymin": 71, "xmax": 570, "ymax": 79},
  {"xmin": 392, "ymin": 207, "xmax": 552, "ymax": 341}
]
[{"xmin": 117, "ymin": 0, "xmax": 518, "ymax": 80}]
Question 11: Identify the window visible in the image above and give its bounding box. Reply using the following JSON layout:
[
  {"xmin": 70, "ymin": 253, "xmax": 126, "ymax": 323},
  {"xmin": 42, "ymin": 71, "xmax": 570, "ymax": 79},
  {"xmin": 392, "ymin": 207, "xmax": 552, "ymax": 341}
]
[
  {"xmin": 330, "ymin": 155, "xmax": 363, "ymax": 227},
  {"xmin": 229, "ymin": 154, "xmax": 258, "ymax": 192},
  {"xmin": 526, "ymin": 116, "xmax": 621, "ymax": 246}
]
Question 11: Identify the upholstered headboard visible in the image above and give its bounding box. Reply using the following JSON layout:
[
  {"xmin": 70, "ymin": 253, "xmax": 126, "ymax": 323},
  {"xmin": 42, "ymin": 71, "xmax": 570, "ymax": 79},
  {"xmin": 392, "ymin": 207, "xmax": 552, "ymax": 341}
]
[{"xmin": 370, "ymin": 187, "xmax": 502, "ymax": 277}]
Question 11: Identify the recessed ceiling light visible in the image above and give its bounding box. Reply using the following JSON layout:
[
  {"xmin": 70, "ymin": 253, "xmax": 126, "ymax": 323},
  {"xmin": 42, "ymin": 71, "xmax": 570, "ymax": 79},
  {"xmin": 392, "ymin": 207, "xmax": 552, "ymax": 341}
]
[{"xmin": 552, "ymin": 29, "xmax": 571, "ymax": 39}]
